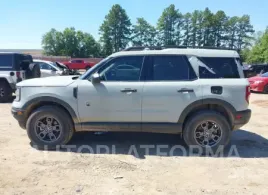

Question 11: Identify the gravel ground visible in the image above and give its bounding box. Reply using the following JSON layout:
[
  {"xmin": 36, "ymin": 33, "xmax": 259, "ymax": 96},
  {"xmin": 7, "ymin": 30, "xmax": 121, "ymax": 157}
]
[{"xmin": 0, "ymin": 93, "xmax": 268, "ymax": 195}]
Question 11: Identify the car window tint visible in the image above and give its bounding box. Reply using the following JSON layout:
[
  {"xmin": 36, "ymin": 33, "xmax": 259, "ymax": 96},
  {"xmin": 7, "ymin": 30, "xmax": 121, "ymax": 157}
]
[
  {"xmin": 261, "ymin": 72, "xmax": 268, "ymax": 77},
  {"xmin": 151, "ymin": 55, "xmax": 196, "ymax": 81},
  {"xmin": 99, "ymin": 56, "xmax": 144, "ymax": 81},
  {"xmin": 0, "ymin": 54, "xmax": 12, "ymax": 67},
  {"xmin": 198, "ymin": 57, "xmax": 240, "ymax": 78},
  {"xmin": 39, "ymin": 63, "xmax": 51, "ymax": 70}
]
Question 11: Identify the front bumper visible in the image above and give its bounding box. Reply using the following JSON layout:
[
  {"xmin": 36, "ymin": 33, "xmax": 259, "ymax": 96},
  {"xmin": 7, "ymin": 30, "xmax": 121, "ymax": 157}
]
[
  {"xmin": 233, "ymin": 109, "xmax": 251, "ymax": 130},
  {"xmin": 11, "ymin": 107, "xmax": 27, "ymax": 129}
]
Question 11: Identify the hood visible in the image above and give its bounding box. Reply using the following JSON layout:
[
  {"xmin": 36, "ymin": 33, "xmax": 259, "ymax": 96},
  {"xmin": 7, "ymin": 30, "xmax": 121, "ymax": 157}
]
[{"xmin": 17, "ymin": 75, "xmax": 79, "ymax": 87}]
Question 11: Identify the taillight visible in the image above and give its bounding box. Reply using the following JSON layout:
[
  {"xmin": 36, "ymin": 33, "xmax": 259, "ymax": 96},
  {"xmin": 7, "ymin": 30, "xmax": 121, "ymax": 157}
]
[
  {"xmin": 16, "ymin": 71, "xmax": 21, "ymax": 78},
  {"xmin": 246, "ymin": 86, "xmax": 251, "ymax": 104}
]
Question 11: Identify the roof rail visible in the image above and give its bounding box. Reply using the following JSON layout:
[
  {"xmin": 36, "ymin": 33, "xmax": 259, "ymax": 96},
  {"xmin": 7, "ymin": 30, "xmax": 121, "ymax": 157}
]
[
  {"xmin": 123, "ymin": 46, "xmax": 163, "ymax": 51},
  {"xmin": 123, "ymin": 46, "xmax": 237, "ymax": 51}
]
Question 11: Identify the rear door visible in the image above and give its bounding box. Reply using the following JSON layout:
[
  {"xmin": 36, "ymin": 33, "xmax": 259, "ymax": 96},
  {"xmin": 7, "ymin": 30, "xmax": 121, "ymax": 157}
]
[{"xmin": 142, "ymin": 55, "xmax": 202, "ymax": 125}]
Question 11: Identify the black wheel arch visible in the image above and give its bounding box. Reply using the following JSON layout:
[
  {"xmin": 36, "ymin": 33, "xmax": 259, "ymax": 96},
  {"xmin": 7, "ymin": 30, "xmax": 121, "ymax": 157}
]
[
  {"xmin": 22, "ymin": 96, "xmax": 81, "ymax": 131},
  {"xmin": 179, "ymin": 98, "xmax": 237, "ymax": 129}
]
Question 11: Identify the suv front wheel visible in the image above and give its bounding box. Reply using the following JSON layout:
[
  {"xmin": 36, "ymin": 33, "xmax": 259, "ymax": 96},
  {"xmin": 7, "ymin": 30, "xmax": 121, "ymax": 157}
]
[
  {"xmin": 183, "ymin": 111, "xmax": 231, "ymax": 153},
  {"xmin": 26, "ymin": 106, "xmax": 74, "ymax": 149}
]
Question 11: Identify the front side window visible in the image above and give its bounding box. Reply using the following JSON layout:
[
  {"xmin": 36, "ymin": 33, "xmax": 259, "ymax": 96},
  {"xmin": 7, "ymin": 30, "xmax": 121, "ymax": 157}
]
[
  {"xmin": 198, "ymin": 57, "xmax": 240, "ymax": 78},
  {"xmin": 150, "ymin": 55, "xmax": 196, "ymax": 81},
  {"xmin": 98, "ymin": 56, "xmax": 144, "ymax": 81}
]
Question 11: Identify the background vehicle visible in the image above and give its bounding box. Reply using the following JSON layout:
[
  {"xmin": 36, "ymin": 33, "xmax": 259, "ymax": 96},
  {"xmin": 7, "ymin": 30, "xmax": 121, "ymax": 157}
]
[
  {"xmin": 0, "ymin": 53, "xmax": 40, "ymax": 102},
  {"xmin": 244, "ymin": 64, "xmax": 268, "ymax": 78},
  {"xmin": 34, "ymin": 59, "xmax": 70, "ymax": 77},
  {"xmin": 12, "ymin": 47, "xmax": 251, "ymax": 151},
  {"xmin": 248, "ymin": 72, "xmax": 268, "ymax": 93},
  {"xmin": 55, "ymin": 62, "xmax": 81, "ymax": 75},
  {"xmin": 62, "ymin": 59, "xmax": 94, "ymax": 70}
]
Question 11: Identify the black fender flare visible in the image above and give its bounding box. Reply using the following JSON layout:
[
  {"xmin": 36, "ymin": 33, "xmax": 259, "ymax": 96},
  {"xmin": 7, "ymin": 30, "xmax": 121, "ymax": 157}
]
[
  {"xmin": 178, "ymin": 98, "xmax": 237, "ymax": 125},
  {"xmin": 22, "ymin": 96, "xmax": 81, "ymax": 131}
]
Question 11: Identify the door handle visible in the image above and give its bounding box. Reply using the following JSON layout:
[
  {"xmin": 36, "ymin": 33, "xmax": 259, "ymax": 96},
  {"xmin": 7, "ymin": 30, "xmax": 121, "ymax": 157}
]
[
  {"xmin": 177, "ymin": 88, "xmax": 194, "ymax": 93},
  {"xmin": 120, "ymin": 88, "xmax": 137, "ymax": 93}
]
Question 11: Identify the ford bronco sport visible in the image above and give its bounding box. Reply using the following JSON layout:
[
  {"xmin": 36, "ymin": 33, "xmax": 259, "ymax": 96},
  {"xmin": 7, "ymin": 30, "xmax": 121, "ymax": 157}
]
[{"xmin": 11, "ymin": 47, "xmax": 251, "ymax": 150}]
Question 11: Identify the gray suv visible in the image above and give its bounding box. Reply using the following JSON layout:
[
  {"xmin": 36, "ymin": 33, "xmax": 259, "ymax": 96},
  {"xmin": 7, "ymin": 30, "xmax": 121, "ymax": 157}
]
[{"xmin": 11, "ymin": 47, "xmax": 251, "ymax": 150}]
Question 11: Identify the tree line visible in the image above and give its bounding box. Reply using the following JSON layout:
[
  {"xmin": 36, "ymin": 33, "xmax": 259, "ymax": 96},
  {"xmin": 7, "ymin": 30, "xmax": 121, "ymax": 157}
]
[
  {"xmin": 42, "ymin": 4, "xmax": 255, "ymax": 58},
  {"xmin": 242, "ymin": 28, "xmax": 268, "ymax": 64}
]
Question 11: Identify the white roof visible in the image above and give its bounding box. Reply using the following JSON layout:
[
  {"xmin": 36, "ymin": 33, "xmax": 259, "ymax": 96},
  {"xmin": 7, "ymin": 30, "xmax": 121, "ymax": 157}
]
[{"xmin": 110, "ymin": 48, "xmax": 239, "ymax": 58}]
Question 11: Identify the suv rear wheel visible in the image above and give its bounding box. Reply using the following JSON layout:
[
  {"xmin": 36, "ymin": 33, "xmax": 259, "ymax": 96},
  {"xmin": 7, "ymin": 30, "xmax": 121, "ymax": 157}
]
[
  {"xmin": 183, "ymin": 111, "xmax": 231, "ymax": 153},
  {"xmin": 26, "ymin": 106, "xmax": 74, "ymax": 149},
  {"xmin": 0, "ymin": 81, "xmax": 12, "ymax": 102}
]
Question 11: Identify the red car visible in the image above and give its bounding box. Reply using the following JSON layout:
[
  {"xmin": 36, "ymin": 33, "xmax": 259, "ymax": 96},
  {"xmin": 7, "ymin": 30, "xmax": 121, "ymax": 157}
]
[
  {"xmin": 62, "ymin": 60, "xmax": 94, "ymax": 70},
  {"xmin": 248, "ymin": 72, "xmax": 268, "ymax": 93}
]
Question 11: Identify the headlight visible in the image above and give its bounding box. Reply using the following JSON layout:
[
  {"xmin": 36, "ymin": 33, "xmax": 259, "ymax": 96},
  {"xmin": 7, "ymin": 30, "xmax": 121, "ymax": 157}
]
[
  {"xmin": 14, "ymin": 88, "xmax": 21, "ymax": 102},
  {"xmin": 254, "ymin": 80, "xmax": 264, "ymax": 84}
]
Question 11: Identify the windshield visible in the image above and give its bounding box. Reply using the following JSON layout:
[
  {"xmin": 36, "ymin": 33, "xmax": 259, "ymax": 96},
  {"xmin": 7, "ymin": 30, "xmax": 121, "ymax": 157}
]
[
  {"xmin": 79, "ymin": 57, "xmax": 112, "ymax": 79},
  {"xmin": 261, "ymin": 72, "xmax": 268, "ymax": 77}
]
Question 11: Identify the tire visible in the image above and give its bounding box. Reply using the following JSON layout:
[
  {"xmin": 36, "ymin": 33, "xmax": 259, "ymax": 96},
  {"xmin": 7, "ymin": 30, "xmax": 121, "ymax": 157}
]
[
  {"xmin": 0, "ymin": 81, "xmax": 12, "ymax": 103},
  {"xmin": 85, "ymin": 66, "xmax": 90, "ymax": 70},
  {"xmin": 263, "ymin": 84, "xmax": 268, "ymax": 94},
  {"xmin": 183, "ymin": 111, "xmax": 231, "ymax": 154},
  {"xmin": 26, "ymin": 106, "xmax": 74, "ymax": 150},
  {"xmin": 26, "ymin": 63, "xmax": 41, "ymax": 79}
]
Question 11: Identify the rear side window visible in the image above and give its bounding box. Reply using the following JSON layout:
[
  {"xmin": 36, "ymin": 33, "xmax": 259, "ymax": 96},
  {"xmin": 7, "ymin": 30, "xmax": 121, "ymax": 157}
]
[
  {"xmin": 198, "ymin": 57, "xmax": 240, "ymax": 78},
  {"xmin": 150, "ymin": 55, "xmax": 197, "ymax": 81},
  {"xmin": 0, "ymin": 54, "xmax": 13, "ymax": 67}
]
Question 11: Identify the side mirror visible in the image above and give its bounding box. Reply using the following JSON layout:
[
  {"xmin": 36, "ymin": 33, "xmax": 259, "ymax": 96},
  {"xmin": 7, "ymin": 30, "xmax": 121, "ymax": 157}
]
[{"xmin": 91, "ymin": 73, "xmax": 101, "ymax": 83}]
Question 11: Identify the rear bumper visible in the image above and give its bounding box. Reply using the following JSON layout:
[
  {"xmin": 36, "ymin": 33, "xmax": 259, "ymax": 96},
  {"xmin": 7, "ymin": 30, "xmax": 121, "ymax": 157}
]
[{"xmin": 233, "ymin": 109, "xmax": 251, "ymax": 130}]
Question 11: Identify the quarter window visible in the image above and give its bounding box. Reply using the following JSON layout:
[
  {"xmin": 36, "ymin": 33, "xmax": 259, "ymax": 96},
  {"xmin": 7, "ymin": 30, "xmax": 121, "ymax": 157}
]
[{"xmin": 198, "ymin": 57, "xmax": 240, "ymax": 78}]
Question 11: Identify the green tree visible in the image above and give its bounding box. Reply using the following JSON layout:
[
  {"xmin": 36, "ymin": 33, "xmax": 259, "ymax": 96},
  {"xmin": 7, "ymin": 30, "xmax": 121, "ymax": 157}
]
[
  {"xmin": 236, "ymin": 15, "xmax": 255, "ymax": 50},
  {"xmin": 42, "ymin": 28, "xmax": 65, "ymax": 56},
  {"xmin": 211, "ymin": 10, "xmax": 228, "ymax": 47},
  {"xmin": 247, "ymin": 28, "xmax": 268, "ymax": 63},
  {"xmin": 62, "ymin": 27, "xmax": 78, "ymax": 57},
  {"xmin": 182, "ymin": 13, "xmax": 192, "ymax": 46},
  {"xmin": 201, "ymin": 8, "xmax": 214, "ymax": 46},
  {"xmin": 188, "ymin": 10, "xmax": 199, "ymax": 47},
  {"xmin": 226, "ymin": 16, "xmax": 239, "ymax": 49},
  {"xmin": 132, "ymin": 18, "xmax": 156, "ymax": 46},
  {"xmin": 42, "ymin": 28, "xmax": 99, "ymax": 57},
  {"xmin": 157, "ymin": 4, "xmax": 180, "ymax": 46},
  {"xmin": 99, "ymin": 4, "xmax": 131, "ymax": 54}
]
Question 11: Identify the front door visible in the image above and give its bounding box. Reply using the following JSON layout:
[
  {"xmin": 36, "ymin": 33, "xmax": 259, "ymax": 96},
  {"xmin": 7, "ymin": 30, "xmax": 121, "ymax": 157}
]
[{"xmin": 77, "ymin": 55, "xmax": 145, "ymax": 131}]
